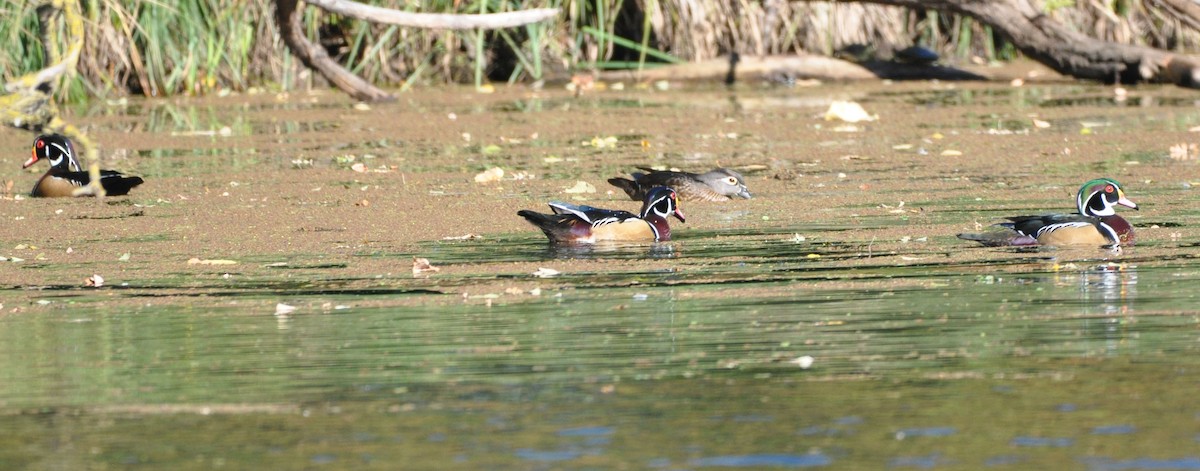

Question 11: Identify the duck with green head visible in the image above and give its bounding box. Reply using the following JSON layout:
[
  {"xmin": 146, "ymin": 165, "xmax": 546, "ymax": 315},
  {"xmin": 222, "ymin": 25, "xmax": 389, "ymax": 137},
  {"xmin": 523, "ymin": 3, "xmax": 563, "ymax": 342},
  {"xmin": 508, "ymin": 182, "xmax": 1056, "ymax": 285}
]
[{"xmin": 957, "ymin": 178, "xmax": 1138, "ymax": 248}]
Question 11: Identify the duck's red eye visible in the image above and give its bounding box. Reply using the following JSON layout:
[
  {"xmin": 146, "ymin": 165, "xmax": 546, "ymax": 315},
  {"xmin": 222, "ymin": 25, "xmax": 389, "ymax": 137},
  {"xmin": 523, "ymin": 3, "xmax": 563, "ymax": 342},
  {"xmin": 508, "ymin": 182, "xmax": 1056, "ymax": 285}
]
[
  {"xmin": 35, "ymin": 140, "xmax": 44, "ymax": 149},
  {"xmin": 1105, "ymin": 185, "xmax": 1114, "ymax": 193}
]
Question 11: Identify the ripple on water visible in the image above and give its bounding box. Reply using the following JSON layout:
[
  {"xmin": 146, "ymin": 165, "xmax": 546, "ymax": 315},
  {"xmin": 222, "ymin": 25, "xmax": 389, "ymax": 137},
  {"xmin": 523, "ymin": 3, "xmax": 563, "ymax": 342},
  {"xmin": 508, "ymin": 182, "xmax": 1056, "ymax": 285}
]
[
  {"xmin": 557, "ymin": 425, "xmax": 615, "ymax": 437},
  {"xmin": 1090, "ymin": 425, "xmax": 1136, "ymax": 435},
  {"xmin": 515, "ymin": 448, "xmax": 583, "ymax": 462},
  {"xmin": 888, "ymin": 454, "xmax": 943, "ymax": 469},
  {"xmin": 1080, "ymin": 457, "xmax": 1200, "ymax": 471},
  {"xmin": 1010, "ymin": 436, "xmax": 1075, "ymax": 448},
  {"xmin": 984, "ymin": 455, "xmax": 1027, "ymax": 467},
  {"xmin": 689, "ymin": 453, "xmax": 833, "ymax": 467},
  {"xmin": 895, "ymin": 426, "xmax": 956, "ymax": 438}
]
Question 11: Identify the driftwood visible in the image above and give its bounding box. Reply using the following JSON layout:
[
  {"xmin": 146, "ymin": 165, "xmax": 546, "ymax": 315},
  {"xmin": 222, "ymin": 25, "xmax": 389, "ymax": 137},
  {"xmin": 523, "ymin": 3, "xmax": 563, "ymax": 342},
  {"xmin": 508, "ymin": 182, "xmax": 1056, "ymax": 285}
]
[
  {"xmin": 275, "ymin": 0, "xmax": 559, "ymax": 101},
  {"xmin": 2, "ymin": 0, "xmax": 104, "ymax": 196},
  {"xmin": 600, "ymin": 54, "xmax": 989, "ymax": 83},
  {"xmin": 854, "ymin": 0, "xmax": 1200, "ymax": 88}
]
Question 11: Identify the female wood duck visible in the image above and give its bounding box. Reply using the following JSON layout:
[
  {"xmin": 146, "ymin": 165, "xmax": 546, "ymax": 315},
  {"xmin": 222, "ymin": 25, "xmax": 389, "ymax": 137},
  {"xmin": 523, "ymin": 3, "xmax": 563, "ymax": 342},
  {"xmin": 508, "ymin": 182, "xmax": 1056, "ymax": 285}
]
[
  {"xmin": 608, "ymin": 167, "xmax": 751, "ymax": 202},
  {"xmin": 23, "ymin": 134, "xmax": 144, "ymax": 197},
  {"xmin": 957, "ymin": 178, "xmax": 1138, "ymax": 248},
  {"xmin": 518, "ymin": 186, "xmax": 686, "ymax": 243}
]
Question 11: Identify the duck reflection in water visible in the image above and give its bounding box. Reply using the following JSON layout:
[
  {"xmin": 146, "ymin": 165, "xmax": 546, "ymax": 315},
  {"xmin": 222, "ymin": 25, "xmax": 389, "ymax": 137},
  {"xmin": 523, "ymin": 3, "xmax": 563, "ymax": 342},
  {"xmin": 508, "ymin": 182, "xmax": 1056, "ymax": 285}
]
[
  {"xmin": 1056, "ymin": 263, "xmax": 1137, "ymax": 356},
  {"xmin": 543, "ymin": 242, "xmax": 678, "ymax": 260},
  {"xmin": 1070, "ymin": 263, "xmax": 1136, "ymax": 317}
]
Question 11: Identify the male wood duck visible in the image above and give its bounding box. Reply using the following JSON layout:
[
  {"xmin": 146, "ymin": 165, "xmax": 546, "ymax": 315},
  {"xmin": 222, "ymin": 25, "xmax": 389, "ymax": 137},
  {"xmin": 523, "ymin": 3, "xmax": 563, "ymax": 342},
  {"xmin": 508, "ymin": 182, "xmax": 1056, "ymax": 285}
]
[
  {"xmin": 518, "ymin": 186, "xmax": 686, "ymax": 243},
  {"xmin": 957, "ymin": 178, "xmax": 1138, "ymax": 248},
  {"xmin": 608, "ymin": 167, "xmax": 751, "ymax": 202},
  {"xmin": 23, "ymin": 134, "xmax": 144, "ymax": 197}
]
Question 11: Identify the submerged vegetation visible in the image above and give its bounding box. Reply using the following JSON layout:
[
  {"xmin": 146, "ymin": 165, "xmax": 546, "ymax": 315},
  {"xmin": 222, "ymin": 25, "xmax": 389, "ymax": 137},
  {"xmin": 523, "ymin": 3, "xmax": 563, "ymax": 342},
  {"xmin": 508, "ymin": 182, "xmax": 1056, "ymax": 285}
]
[{"xmin": 2, "ymin": 0, "xmax": 1200, "ymax": 100}]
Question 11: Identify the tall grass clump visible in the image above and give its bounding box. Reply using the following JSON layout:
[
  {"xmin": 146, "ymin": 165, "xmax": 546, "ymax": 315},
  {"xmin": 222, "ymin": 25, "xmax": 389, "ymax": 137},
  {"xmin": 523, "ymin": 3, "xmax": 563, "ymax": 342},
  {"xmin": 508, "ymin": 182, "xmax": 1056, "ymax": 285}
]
[
  {"xmin": 0, "ymin": 3, "xmax": 44, "ymax": 81},
  {"xmin": 2, "ymin": 0, "xmax": 1200, "ymax": 100}
]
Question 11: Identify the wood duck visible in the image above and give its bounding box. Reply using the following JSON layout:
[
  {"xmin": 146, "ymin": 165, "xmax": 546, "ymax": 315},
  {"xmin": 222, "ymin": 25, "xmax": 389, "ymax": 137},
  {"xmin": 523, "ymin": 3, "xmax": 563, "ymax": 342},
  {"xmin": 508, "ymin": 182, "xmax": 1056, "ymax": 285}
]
[
  {"xmin": 957, "ymin": 178, "xmax": 1138, "ymax": 248},
  {"xmin": 608, "ymin": 167, "xmax": 751, "ymax": 202},
  {"xmin": 23, "ymin": 134, "xmax": 144, "ymax": 197},
  {"xmin": 518, "ymin": 186, "xmax": 686, "ymax": 243}
]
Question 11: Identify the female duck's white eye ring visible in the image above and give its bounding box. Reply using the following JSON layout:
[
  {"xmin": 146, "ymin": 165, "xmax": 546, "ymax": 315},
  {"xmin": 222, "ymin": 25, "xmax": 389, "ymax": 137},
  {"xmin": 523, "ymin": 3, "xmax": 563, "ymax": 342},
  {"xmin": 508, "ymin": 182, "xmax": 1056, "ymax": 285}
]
[{"xmin": 726, "ymin": 177, "xmax": 738, "ymax": 185}]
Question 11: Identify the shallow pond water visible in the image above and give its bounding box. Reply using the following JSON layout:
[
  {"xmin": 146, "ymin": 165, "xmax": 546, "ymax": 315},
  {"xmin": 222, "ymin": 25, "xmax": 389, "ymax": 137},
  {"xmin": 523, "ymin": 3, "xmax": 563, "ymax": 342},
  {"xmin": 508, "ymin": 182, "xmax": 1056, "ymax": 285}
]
[{"xmin": 2, "ymin": 78, "xmax": 1200, "ymax": 469}]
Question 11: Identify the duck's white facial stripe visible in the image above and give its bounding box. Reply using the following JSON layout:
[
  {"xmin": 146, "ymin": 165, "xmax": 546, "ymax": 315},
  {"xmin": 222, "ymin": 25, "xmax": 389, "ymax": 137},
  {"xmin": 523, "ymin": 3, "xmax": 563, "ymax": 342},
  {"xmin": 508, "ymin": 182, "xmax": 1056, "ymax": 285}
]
[
  {"xmin": 46, "ymin": 141, "xmax": 78, "ymax": 170},
  {"xmin": 645, "ymin": 194, "xmax": 673, "ymax": 218},
  {"xmin": 1084, "ymin": 190, "xmax": 1117, "ymax": 217},
  {"xmin": 1078, "ymin": 184, "xmax": 1121, "ymax": 217}
]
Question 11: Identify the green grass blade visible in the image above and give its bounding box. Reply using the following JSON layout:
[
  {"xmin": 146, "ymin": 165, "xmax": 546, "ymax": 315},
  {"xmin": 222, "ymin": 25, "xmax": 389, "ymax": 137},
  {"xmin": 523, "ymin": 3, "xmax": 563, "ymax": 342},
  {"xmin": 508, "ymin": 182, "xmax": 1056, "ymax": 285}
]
[{"xmin": 581, "ymin": 26, "xmax": 681, "ymax": 64}]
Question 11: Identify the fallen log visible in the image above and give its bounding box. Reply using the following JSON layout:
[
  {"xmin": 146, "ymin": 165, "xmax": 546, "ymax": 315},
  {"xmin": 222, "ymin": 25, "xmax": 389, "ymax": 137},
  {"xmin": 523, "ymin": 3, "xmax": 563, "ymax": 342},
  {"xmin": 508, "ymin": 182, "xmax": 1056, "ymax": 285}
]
[
  {"xmin": 599, "ymin": 53, "xmax": 990, "ymax": 83},
  {"xmin": 851, "ymin": 0, "xmax": 1200, "ymax": 88}
]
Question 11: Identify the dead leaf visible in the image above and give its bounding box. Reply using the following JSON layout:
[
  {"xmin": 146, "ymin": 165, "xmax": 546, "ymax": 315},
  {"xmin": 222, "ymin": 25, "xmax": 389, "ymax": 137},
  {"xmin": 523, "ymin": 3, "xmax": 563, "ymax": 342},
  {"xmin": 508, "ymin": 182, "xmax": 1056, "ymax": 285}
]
[
  {"xmin": 824, "ymin": 100, "xmax": 876, "ymax": 123},
  {"xmin": 791, "ymin": 356, "xmax": 814, "ymax": 369},
  {"xmin": 275, "ymin": 303, "xmax": 296, "ymax": 316},
  {"xmin": 474, "ymin": 167, "xmax": 504, "ymax": 183},
  {"xmin": 84, "ymin": 274, "xmax": 104, "ymax": 288},
  {"xmin": 582, "ymin": 136, "xmax": 618, "ymax": 148},
  {"xmin": 1169, "ymin": 143, "xmax": 1198, "ymax": 161},
  {"xmin": 442, "ymin": 234, "xmax": 483, "ymax": 240},
  {"xmin": 413, "ymin": 257, "xmax": 440, "ymax": 277},
  {"xmin": 532, "ymin": 267, "xmax": 561, "ymax": 278},
  {"xmin": 563, "ymin": 181, "xmax": 596, "ymax": 194}
]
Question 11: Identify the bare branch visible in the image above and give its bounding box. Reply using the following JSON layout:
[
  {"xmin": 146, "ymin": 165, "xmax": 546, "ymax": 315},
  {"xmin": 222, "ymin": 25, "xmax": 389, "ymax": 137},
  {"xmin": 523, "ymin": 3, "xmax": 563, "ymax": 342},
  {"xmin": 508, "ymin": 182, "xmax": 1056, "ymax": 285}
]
[
  {"xmin": 306, "ymin": 0, "xmax": 559, "ymax": 30},
  {"xmin": 275, "ymin": 0, "xmax": 560, "ymax": 101},
  {"xmin": 275, "ymin": 0, "xmax": 395, "ymax": 101}
]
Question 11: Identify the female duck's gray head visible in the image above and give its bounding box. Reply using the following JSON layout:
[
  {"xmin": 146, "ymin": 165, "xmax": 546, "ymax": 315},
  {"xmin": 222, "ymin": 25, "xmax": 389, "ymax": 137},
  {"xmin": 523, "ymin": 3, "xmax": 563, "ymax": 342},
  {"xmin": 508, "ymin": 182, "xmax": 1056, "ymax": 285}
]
[{"xmin": 701, "ymin": 168, "xmax": 752, "ymax": 199}]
